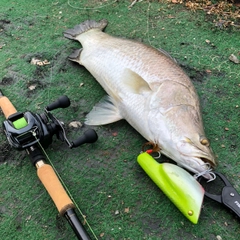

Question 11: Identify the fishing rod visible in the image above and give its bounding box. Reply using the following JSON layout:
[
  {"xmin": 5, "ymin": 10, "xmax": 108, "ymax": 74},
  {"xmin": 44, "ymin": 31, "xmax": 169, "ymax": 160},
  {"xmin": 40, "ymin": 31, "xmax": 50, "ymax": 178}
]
[{"xmin": 0, "ymin": 90, "xmax": 98, "ymax": 240}]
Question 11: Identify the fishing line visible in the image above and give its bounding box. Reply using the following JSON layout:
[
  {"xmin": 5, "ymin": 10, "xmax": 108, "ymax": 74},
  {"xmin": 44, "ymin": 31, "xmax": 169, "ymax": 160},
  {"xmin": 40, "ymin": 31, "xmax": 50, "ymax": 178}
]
[
  {"xmin": 34, "ymin": 133, "xmax": 99, "ymax": 240},
  {"xmin": 193, "ymin": 163, "xmax": 216, "ymax": 182}
]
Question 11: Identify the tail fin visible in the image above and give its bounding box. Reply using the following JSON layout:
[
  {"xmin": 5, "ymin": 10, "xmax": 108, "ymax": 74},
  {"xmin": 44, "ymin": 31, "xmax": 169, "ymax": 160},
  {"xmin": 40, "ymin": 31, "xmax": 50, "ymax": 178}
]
[{"xmin": 64, "ymin": 19, "xmax": 108, "ymax": 40}]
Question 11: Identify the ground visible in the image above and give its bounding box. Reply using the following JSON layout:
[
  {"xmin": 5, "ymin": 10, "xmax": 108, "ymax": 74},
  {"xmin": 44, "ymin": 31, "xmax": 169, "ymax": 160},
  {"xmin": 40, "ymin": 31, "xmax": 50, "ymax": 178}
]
[{"xmin": 0, "ymin": 0, "xmax": 239, "ymax": 239}]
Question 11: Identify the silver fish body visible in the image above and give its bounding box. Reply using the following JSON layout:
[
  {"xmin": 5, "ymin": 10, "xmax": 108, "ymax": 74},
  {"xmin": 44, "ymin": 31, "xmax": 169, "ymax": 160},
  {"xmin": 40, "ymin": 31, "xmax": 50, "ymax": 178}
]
[{"xmin": 64, "ymin": 19, "xmax": 216, "ymax": 177}]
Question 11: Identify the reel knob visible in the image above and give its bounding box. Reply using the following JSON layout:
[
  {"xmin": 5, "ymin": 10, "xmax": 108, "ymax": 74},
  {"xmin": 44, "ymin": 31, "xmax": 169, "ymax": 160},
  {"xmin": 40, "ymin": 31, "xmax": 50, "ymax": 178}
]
[
  {"xmin": 46, "ymin": 96, "xmax": 70, "ymax": 111},
  {"xmin": 71, "ymin": 129, "xmax": 98, "ymax": 148}
]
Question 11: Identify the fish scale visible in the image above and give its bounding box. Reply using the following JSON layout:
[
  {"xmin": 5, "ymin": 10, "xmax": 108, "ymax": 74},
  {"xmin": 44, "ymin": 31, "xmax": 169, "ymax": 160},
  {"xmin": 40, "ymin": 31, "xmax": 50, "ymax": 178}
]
[{"xmin": 64, "ymin": 19, "xmax": 216, "ymax": 178}]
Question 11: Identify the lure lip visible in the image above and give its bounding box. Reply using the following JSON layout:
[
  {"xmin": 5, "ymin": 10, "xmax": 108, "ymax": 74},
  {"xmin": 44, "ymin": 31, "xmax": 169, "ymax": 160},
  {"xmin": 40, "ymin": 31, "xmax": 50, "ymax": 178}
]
[{"xmin": 137, "ymin": 152, "xmax": 205, "ymax": 224}]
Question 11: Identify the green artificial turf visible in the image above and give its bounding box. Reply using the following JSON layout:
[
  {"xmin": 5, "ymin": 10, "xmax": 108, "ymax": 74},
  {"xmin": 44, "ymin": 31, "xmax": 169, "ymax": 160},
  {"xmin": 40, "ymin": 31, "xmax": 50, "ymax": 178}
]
[{"xmin": 0, "ymin": 0, "xmax": 239, "ymax": 239}]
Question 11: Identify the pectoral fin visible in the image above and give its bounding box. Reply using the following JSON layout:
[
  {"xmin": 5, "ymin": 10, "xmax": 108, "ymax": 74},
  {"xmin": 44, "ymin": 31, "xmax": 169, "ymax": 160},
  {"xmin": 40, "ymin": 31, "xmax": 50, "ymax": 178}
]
[
  {"xmin": 122, "ymin": 69, "xmax": 151, "ymax": 94},
  {"xmin": 85, "ymin": 95, "xmax": 122, "ymax": 125}
]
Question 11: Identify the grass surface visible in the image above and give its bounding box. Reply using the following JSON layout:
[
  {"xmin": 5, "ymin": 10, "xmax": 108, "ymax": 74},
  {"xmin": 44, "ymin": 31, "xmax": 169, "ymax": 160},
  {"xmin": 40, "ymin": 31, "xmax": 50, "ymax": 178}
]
[{"xmin": 0, "ymin": 0, "xmax": 240, "ymax": 239}]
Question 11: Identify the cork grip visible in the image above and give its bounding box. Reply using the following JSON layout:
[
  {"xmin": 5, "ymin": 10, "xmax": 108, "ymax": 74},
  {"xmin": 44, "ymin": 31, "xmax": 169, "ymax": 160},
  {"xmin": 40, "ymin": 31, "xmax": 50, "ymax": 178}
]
[
  {"xmin": 37, "ymin": 164, "xmax": 75, "ymax": 215},
  {"xmin": 0, "ymin": 96, "xmax": 17, "ymax": 118}
]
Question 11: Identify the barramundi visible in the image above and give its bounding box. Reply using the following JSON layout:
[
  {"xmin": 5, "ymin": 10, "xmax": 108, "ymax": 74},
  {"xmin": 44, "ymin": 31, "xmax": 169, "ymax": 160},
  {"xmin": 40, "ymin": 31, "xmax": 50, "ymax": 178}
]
[{"xmin": 64, "ymin": 19, "xmax": 216, "ymax": 178}]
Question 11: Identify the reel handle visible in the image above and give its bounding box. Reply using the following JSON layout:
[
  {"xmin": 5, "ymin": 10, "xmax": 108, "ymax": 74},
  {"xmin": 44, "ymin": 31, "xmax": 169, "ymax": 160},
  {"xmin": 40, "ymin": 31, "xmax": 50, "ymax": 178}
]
[
  {"xmin": 71, "ymin": 129, "xmax": 98, "ymax": 148},
  {"xmin": 46, "ymin": 95, "xmax": 71, "ymax": 111}
]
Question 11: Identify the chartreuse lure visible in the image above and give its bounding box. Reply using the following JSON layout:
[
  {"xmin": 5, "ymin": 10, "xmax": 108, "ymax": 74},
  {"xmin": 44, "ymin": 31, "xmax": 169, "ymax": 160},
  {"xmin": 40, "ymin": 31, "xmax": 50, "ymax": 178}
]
[{"xmin": 137, "ymin": 152, "xmax": 205, "ymax": 224}]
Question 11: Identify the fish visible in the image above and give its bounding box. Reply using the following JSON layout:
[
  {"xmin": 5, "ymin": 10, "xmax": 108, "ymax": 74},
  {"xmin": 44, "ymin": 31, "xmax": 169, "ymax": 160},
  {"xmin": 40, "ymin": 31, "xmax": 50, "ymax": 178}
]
[{"xmin": 64, "ymin": 19, "xmax": 216, "ymax": 178}]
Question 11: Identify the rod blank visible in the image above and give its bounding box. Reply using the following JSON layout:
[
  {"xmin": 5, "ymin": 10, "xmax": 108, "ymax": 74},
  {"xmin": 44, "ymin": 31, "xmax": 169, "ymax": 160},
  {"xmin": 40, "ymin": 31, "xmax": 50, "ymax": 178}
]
[{"xmin": 65, "ymin": 208, "xmax": 91, "ymax": 240}]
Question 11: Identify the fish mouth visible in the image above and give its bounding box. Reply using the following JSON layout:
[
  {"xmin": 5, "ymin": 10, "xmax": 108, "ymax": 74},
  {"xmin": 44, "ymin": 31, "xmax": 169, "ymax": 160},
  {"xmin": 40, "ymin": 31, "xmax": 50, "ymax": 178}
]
[
  {"xmin": 199, "ymin": 156, "xmax": 216, "ymax": 168},
  {"xmin": 193, "ymin": 150, "xmax": 216, "ymax": 174},
  {"xmin": 177, "ymin": 154, "xmax": 215, "ymax": 180},
  {"xmin": 162, "ymin": 148, "xmax": 214, "ymax": 179},
  {"xmin": 174, "ymin": 140, "xmax": 216, "ymax": 179}
]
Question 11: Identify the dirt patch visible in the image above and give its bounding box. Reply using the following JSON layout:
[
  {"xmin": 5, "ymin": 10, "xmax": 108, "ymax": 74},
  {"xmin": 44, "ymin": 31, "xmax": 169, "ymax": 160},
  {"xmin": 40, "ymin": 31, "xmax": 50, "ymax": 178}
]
[
  {"xmin": 0, "ymin": 77, "xmax": 14, "ymax": 85},
  {"xmin": 0, "ymin": 136, "xmax": 25, "ymax": 165},
  {"xmin": 26, "ymin": 79, "xmax": 46, "ymax": 97},
  {"xmin": 0, "ymin": 19, "xmax": 11, "ymax": 30},
  {"xmin": 51, "ymin": 50, "xmax": 71, "ymax": 73},
  {"xmin": 23, "ymin": 52, "xmax": 51, "ymax": 63},
  {"xmin": 0, "ymin": 142, "xmax": 11, "ymax": 163},
  {"xmin": 180, "ymin": 63, "xmax": 226, "ymax": 84},
  {"xmin": 180, "ymin": 64, "xmax": 208, "ymax": 83}
]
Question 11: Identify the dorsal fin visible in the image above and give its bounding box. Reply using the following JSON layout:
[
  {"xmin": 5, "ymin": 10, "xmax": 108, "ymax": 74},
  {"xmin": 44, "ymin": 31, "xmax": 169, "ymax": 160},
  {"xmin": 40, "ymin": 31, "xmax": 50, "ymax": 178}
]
[{"xmin": 158, "ymin": 48, "xmax": 177, "ymax": 63}]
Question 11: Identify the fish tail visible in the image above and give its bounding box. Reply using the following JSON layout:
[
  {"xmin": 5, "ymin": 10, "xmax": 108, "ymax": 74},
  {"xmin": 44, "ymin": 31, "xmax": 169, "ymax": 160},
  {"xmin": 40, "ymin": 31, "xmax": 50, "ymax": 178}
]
[{"xmin": 64, "ymin": 19, "xmax": 108, "ymax": 40}]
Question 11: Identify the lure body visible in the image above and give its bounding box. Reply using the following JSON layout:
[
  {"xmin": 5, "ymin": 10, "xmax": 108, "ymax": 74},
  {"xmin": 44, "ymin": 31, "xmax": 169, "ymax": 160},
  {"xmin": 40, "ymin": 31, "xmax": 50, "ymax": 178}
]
[{"xmin": 137, "ymin": 152, "xmax": 205, "ymax": 224}]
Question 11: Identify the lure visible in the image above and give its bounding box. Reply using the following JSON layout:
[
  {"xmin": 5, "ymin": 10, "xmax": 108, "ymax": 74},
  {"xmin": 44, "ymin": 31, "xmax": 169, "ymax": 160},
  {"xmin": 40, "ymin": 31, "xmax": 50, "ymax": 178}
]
[{"xmin": 137, "ymin": 152, "xmax": 205, "ymax": 224}]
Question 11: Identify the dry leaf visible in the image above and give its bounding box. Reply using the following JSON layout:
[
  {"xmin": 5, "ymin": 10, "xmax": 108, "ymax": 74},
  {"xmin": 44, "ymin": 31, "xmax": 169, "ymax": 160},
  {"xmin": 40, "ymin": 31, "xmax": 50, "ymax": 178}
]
[
  {"xmin": 229, "ymin": 54, "xmax": 239, "ymax": 64},
  {"xmin": 69, "ymin": 121, "xmax": 82, "ymax": 128},
  {"xmin": 30, "ymin": 57, "xmax": 50, "ymax": 66},
  {"xmin": 26, "ymin": 215, "xmax": 32, "ymax": 221},
  {"xmin": 124, "ymin": 207, "xmax": 130, "ymax": 213},
  {"xmin": 42, "ymin": 59, "xmax": 50, "ymax": 65},
  {"xmin": 30, "ymin": 57, "xmax": 41, "ymax": 65},
  {"xmin": 28, "ymin": 85, "xmax": 37, "ymax": 90},
  {"xmin": 216, "ymin": 236, "xmax": 222, "ymax": 240}
]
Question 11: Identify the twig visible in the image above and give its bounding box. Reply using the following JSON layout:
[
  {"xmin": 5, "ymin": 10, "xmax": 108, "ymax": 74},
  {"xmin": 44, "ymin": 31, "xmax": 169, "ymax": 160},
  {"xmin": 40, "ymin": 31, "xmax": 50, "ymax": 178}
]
[{"xmin": 128, "ymin": 0, "xmax": 143, "ymax": 9}]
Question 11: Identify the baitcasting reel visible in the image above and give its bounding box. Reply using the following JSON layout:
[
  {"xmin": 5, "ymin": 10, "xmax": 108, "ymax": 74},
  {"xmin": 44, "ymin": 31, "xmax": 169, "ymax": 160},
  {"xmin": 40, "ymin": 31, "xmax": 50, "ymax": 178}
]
[{"xmin": 2, "ymin": 95, "xmax": 98, "ymax": 150}]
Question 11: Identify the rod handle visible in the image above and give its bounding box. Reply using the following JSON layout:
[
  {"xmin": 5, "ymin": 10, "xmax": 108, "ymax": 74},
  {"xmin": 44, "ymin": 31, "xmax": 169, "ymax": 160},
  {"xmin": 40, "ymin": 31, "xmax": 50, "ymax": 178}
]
[
  {"xmin": 0, "ymin": 95, "xmax": 17, "ymax": 118},
  {"xmin": 37, "ymin": 163, "xmax": 74, "ymax": 215}
]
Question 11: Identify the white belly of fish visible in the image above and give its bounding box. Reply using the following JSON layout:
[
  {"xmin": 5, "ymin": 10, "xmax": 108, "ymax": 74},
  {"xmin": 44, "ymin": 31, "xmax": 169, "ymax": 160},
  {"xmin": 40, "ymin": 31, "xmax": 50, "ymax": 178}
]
[{"xmin": 80, "ymin": 42, "xmax": 157, "ymax": 142}]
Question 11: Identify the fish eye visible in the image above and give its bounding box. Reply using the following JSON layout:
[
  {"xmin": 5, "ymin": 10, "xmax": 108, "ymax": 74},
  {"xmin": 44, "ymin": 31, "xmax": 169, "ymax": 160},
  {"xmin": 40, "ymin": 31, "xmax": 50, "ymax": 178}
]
[{"xmin": 200, "ymin": 136, "xmax": 210, "ymax": 147}]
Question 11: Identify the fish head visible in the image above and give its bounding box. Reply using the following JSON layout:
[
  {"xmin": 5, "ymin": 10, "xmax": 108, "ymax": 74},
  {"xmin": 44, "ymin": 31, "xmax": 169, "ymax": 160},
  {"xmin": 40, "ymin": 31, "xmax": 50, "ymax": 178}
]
[{"xmin": 150, "ymin": 106, "xmax": 216, "ymax": 179}]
